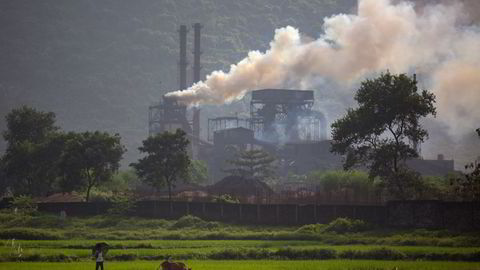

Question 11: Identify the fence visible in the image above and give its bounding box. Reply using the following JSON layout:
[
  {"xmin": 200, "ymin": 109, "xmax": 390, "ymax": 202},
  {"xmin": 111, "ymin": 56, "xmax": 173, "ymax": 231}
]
[{"xmin": 28, "ymin": 200, "xmax": 480, "ymax": 230}]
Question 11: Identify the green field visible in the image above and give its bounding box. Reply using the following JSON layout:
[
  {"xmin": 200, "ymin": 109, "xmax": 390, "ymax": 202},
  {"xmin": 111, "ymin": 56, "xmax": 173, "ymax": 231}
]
[
  {"xmin": 2, "ymin": 212, "xmax": 480, "ymax": 269},
  {"xmin": 2, "ymin": 260, "xmax": 480, "ymax": 270}
]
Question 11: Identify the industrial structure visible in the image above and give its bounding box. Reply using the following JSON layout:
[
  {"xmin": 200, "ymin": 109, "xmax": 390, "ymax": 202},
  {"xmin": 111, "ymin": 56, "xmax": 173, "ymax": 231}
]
[
  {"xmin": 148, "ymin": 23, "xmax": 203, "ymax": 157},
  {"xmin": 148, "ymin": 24, "xmax": 455, "ymax": 186}
]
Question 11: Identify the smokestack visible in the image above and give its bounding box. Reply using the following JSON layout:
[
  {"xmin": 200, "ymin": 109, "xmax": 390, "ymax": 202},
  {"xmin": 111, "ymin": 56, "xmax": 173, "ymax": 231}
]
[
  {"xmin": 192, "ymin": 23, "xmax": 202, "ymax": 84},
  {"xmin": 192, "ymin": 23, "xmax": 202, "ymax": 158},
  {"xmin": 178, "ymin": 25, "xmax": 188, "ymax": 91}
]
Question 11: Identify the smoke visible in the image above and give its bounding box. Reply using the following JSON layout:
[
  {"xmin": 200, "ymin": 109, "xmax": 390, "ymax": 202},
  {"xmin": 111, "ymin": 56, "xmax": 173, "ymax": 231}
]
[{"xmin": 167, "ymin": 0, "xmax": 480, "ymax": 138}]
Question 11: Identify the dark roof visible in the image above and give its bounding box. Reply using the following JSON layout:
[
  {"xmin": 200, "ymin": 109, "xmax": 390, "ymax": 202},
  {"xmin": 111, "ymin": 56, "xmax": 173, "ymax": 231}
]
[{"xmin": 208, "ymin": 175, "xmax": 274, "ymax": 196}]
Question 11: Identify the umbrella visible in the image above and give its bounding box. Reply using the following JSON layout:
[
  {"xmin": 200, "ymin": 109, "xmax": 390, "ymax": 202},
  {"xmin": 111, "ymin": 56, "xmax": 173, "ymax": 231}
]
[{"xmin": 92, "ymin": 242, "xmax": 110, "ymax": 256}]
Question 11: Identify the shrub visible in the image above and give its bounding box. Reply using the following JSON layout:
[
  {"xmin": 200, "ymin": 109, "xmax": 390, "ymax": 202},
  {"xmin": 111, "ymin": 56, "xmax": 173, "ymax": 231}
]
[
  {"xmin": 0, "ymin": 228, "xmax": 61, "ymax": 240},
  {"xmin": 276, "ymin": 247, "xmax": 336, "ymax": 259},
  {"xmin": 107, "ymin": 194, "xmax": 137, "ymax": 216},
  {"xmin": 10, "ymin": 195, "xmax": 37, "ymax": 215},
  {"xmin": 212, "ymin": 194, "xmax": 239, "ymax": 204},
  {"xmin": 295, "ymin": 224, "xmax": 325, "ymax": 234},
  {"xmin": 324, "ymin": 217, "xmax": 371, "ymax": 233},
  {"xmin": 339, "ymin": 247, "xmax": 406, "ymax": 260},
  {"xmin": 170, "ymin": 215, "xmax": 219, "ymax": 230}
]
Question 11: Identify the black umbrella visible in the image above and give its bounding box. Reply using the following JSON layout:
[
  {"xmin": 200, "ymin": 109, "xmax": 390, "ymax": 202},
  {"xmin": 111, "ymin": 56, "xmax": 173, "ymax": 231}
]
[{"xmin": 92, "ymin": 242, "xmax": 110, "ymax": 256}]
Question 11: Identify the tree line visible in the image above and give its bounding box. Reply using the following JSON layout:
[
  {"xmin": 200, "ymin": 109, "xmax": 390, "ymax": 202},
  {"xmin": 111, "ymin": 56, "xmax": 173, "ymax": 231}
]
[{"xmin": 0, "ymin": 106, "xmax": 195, "ymax": 202}]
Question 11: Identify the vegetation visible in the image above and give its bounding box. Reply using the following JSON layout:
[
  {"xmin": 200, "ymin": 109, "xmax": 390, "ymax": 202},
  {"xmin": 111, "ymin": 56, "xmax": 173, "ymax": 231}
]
[
  {"xmin": 131, "ymin": 129, "xmax": 191, "ymax": 201},
  {"xmin": 0, "ymin": 106, "xmax": 126, "ymax": 199},
  {"xmin": 1, "ymin": 106, "xmax": 61, "ymax": 196},
  {"xmin": 331, "ymin": 72, "xmax": 436, "ymax": 200},
  {"xmin": 2, "ymin": 260, "xmax": 480, "ymax": 270},
  {"xmin": 212, "ymin": 194, "xmax": 240, "ymax": 204},
  {"xmin": 224, "ymin": 149, "xmax": 276, "ymax": 180},
  {"xmin": 188, "ymin": 160, "xmax": 209, "ymax": 185},
  {"xmin": 58, "ymin": 131, "xmax": 125, "ymax": 202}
]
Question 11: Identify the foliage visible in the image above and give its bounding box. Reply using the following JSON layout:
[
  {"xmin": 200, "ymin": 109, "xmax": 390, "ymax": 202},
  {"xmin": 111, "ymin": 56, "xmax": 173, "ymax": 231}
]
[
  {"xmin": 307, "ymin": 170, "xmax": 376, "ymax": 202},
  {"xmin": 10, "ymin": 195, "xmax": 37, "ymax": 215},
  {"xmin": 0, "ymin": 228, "xmax": 61, "ymax": 240},
  {"xmin": 331, "ymin": 72, "xmax": 436, "ymax": 199},
  {"xmin": 1, "ymin": 107, "xmax": 62, "ymax": 196},
  {"xmin": 451, "ymin": 128, "xmax": 480, "ymax": 201},
  {"xmin": 107, "ymin": 194, "xmax": 137, "ymax": 216},
  {"xmin": 224, "ymin": 149, "xmax": 276, "ymax": 180},
  {"xmin": 170, "ymin": 215, "xmax": 219, "ymax": 230},
  {"xmin": 131, "ymin": 129, "xmax": 191, "ymax": 201},
  {"xmin": 212, "ymin": 194, "xmax": 240, "ymax": 204},
  {"xmin": 324, "ymin": 218, "xmax": 371, "ymax": 233},
  {"xmin": 188, "ymin": 160, "xmax": 209, "ymax": 185},
  {"xmin": 2, "ymin": 106, "xmax": 58, "ymax": 145},
  {"xmin": 58, "ymin": 131, "xmax": 125, "ymax": 202},
  {"xmin": 101, "ymin": 169, "xmax": 140, "ymax": 194}
]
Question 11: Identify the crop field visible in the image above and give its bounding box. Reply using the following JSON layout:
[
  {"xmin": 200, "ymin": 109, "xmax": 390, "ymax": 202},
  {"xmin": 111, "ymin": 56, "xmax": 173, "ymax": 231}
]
[
  {"xmin": 2, "ymin": 212, "xmax": 480, "ymax": 269},
  {"xmin": 1, "ymin": 260, "xmax": 480, "ymax": 270},
  {"xmin": 2, "ymin": 239, "xmax": 480, "ymax": 259}
]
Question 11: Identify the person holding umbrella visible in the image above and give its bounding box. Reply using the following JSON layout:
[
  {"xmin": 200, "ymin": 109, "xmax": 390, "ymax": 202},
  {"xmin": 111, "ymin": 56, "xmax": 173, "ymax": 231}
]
[{"xmin": 92, "ymin": 242, "xmax": 109, "ymax": 270}]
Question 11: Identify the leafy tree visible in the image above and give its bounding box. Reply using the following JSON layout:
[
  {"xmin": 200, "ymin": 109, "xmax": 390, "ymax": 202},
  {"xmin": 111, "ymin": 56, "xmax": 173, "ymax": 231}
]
[
  {"xmin": 131, "ymin": 129, "xmax": 191, "ymax": 201},
  {"xmin": 224, "ymin": 148, "xmax": 276, "ymax": 180},
  {"xmin": 1, "ymin": 106, "xmax": 62, "ymax": 196},
  {"xmin": 331, "ymin": 72, "xmax": 436, "ymax": 199},
  {"xmin": 3, "ymin": 106, "xmax": 58, "ymax": 145},
  {"xmin": 59, "ymin": 131, "xmax": 125, "ymax": 202}
]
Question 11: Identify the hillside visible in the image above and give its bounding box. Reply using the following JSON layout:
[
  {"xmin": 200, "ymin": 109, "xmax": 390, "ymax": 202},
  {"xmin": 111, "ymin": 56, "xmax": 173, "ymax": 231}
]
[{"xmin": 0, "ymin": 0, "xmax": 357, "ymax": 165}]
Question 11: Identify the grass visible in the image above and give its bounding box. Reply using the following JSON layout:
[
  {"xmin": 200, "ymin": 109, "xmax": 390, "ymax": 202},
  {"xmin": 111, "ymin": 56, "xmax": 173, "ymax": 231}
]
[
  {"xmin": 1, "ymin": 212, "xmax": 480, "ymax": 263},
  {"xmin": 1, "ymin": 260, "xmax": 480, "ymax": 270}
]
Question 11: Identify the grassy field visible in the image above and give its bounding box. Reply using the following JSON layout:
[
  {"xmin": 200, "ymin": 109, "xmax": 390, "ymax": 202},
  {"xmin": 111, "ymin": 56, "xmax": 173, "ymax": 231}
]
[
  {"xmin": 1, "ymin": 260, "xmax": 480, "ymax": 270},
  {"xmin": 1, "ymin": 211, "xmax": 480, "ymax": 267}
]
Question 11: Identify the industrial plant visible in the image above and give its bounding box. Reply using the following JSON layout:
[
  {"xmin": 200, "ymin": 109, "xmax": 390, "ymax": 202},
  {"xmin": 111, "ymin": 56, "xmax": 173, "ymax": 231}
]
[{"xmin": 148, "ymin": 23, "xmax": 455, "ymax": 203}]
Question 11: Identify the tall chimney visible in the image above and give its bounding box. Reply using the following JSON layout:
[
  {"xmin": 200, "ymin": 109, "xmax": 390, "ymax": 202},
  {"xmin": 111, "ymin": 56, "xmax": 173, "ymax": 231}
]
[
  {"xmin": 192, "ymin": 23, "xmax": 202, "ymax": 84},
  {"xmin": 178, "ymin": 25, "xmax": 188, "ymax": 91},
  {"xmin": 192, "ymin": 23, "xmax": 202, "ymax": 159}
]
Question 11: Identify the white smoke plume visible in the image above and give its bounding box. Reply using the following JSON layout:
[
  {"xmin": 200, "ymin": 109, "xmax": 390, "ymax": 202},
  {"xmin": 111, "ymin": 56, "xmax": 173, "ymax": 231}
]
[{"xmin": 166, "ymin": 0, "xmax": 480, "ymax": 137}]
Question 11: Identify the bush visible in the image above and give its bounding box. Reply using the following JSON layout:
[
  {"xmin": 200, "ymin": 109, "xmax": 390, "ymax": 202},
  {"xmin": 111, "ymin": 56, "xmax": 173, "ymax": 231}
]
[
  {"xmin": 10, "ymin": 195, "xmax": 37, "ymax": 215},
  {"xmin": 324, "ymin": 217, "xmax": 371, "ymax": 233},
  {"xmin": 339, "ymin": 247, "xmax": 406, "ymax": 260},
  {"xmin": 276, "ymin": 247, "xmax": 336, "ymax": 259},
  {"xmin": 295, "ymin": 224, "xmax": 325, "ymax": 234},
  {"xmin": 212, "ymin": 194, "xmax": 239, "ymax": 204},
  {"xmin": 170, "ymin": 215, "xmax": 219, "ymax": 230},
  {"xmin": 0, "ymin": 228, "xmax": 62, "ymax": 240}
]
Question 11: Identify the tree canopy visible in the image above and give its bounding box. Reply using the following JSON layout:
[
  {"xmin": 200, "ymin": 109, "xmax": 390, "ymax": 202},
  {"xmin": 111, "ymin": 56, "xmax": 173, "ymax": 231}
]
[
  {"xmin": 58, "ymin": 131, "xmax": 125, "ymax": 202},
  {"xmin": 130, "ymin": 129, "xmax": 191, "ymax": 201},
  {"xmin": 331, "ymin": 72, "xmax": 436, "ymax": 199},
  {"xmin": 1, "ymin": 106, "xmax": 62, "ymax": 196},
  {"xmin": 225, "ymin": 148, "xmax": 276, "ymax": 181}
]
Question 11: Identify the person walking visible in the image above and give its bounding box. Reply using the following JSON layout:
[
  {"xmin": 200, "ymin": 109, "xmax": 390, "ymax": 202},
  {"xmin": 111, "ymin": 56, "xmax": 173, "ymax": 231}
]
[{"xmin": 94, "ymin": 248, "xmax": 104, "ymax": 270}]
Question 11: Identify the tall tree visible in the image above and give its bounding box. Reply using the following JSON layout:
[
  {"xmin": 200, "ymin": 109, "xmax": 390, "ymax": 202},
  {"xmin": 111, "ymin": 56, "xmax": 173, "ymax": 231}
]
[
  {"xmin": 1, "ymin": 106, "xmax": 61, "ymax": 196},
  {"xmin": 131, "ymin": 129, "xmax": 191, "ymax": 201},
  {"xmin": 331, "ymin": 72, "xmax": 436, "ymax": 199},
  {"xmin": 225, "ymin": 148, "xmax": 276, "ymax": 181},
  {"xmin": 59, "ymin": 131, "xmax": 125, "ymax": 202}
]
